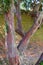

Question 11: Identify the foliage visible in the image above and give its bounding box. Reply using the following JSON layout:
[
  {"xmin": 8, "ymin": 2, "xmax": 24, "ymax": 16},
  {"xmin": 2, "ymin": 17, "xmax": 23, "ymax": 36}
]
[
  {"xmin": 0, "ymin": 0, "xmax": 11, "ymax": 13},
  {"xmin": 39, "ymin": 61, "xmax": 43, "ymax": 65},
  {"xmin": 39, "ymin": 4, "xmax": 42, "ymax": 11},
  {"xmin": 14, "ymin": 0, "xmax": 17, "ymax": 4}
]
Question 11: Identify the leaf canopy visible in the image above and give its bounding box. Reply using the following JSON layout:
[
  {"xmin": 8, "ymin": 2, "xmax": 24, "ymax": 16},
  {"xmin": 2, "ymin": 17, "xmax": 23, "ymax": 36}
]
[{"xmin": 0, "ymin": 0, "xmax": 11, "ymax": 13}]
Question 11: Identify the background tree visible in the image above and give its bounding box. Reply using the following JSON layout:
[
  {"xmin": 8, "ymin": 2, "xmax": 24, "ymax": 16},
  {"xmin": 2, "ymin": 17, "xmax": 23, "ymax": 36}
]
[{"xmin": 14, "ymin": 0, "xmax": 24, "ymax": 36}]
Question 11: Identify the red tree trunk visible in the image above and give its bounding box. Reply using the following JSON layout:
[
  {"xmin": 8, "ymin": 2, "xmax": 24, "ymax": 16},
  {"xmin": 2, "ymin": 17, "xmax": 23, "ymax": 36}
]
[
  {"xmin": 5, "ymin": 1, "xmax": 19, "ymax": 65},
  {"xmin": 15, "ymin": 0, "xmax": 24, "ymax": 36},
  {"xmin": 17, "ymin": 12, "xmax": 43, "ymax": 53}
]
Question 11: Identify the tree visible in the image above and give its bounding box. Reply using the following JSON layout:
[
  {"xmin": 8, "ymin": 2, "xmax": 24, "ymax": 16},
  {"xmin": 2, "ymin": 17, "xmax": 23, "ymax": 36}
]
[
  {"xmin": 17, "ymin": 11, "xmax": 43, "ymax": 53},
  {"xmin": 0, "ymin": 0, "xmax": 43, "ymax": 65},
  {"xmin": 14, "ymin": 0, "xmax": 24, "ymax": 36},
  {"xmin": 0, "ymin": 0, "xmax": 19, "ymax": 65}
]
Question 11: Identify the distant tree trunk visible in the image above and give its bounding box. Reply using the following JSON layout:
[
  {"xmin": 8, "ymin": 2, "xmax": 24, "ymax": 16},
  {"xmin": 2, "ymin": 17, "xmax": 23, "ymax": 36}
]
[
  {"xmin": 5, "ymin": 0, "xmax": 19, "ymax": 65},
  {"xmin": 15, "ymin": 0, "xmax": 24, "ymax": 35},
  {"xmin": 17, "ymin": 12, "xmax": 43, "ymax": 53}
]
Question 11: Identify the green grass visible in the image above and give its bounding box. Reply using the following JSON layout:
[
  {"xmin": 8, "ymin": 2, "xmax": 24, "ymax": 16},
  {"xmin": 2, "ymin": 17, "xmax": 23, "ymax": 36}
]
[
  {"xmin": 21, "ymin": 14, "xmax": 33, "ymax": 32},
  {"xmin": 0, "ymin": 15, "xmax": 5, "ymax": 39},
  {"xmin": 31, "ymin": 25, "xmax": 43, "ymax": 42},
  {"xmin": 0, "ymin": 15, "xmax": 5, "ymax": 25},
  {"xmin": 14, "ymin": 14, "xmax": 34, "ymax": 32},
  {"xmin": 39, "ymin": 61, "xmax": 43, "ymax": 65}
]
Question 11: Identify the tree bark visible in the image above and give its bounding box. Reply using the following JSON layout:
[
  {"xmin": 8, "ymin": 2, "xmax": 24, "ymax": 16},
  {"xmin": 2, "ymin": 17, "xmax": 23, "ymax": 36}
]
[
  {"xmin": 15, "ymin": 0, "xmax": 24, "ymax": 35},
  {"xmin": 5, "ymin": 0, "xmax": 19, "ymax": 65},
  {"xmin": 17, "ymin": 12, "xmax": 43, "ymax": 53}
]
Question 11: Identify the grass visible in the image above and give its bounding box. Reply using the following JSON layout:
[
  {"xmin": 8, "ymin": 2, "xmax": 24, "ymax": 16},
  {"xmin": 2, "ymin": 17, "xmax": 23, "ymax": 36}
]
[
  {"xmin": 30, "ymin": 24, "xmax": 43, "ymax": 42},
  {"xmin": 0, "ymin": 15, "xmax": 5, "ymax": 39},
  {"xmin": 39, "ymin": 61, "xmax": 43, "ymax": 65},
  {"xmin": 14, "ymin": 14, "xmax": 34, "ymax": 32}
]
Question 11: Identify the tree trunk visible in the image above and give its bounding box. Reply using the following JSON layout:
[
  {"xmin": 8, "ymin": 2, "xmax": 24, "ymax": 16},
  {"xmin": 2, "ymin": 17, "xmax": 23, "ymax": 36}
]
[
  {"xmin": 15, "ymin": 0, "xmax": 24, "ymax": 35},
  {"xmin": 17, "ymin": 12, "xmax": 43, "ymax": 53},
  {"xmin": 5, "ymin": 0, "xmax": 19, "ymax": 65}
]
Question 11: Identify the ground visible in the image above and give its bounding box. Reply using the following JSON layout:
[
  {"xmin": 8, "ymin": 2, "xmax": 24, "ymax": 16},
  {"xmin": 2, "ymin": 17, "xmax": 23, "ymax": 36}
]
[{"xmin": 0, "ymin": 14, "xmax": 43, "ymax": 65}]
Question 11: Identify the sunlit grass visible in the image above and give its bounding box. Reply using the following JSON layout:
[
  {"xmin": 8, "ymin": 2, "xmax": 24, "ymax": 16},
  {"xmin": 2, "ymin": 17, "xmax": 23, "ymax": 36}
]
[
  {"xmin": 31, "ymin": 24, "xmax": 43, "ymax": 42},
  {"xmin": 0, "ymin": 15, "xmax": 5, "ymax": 39}
]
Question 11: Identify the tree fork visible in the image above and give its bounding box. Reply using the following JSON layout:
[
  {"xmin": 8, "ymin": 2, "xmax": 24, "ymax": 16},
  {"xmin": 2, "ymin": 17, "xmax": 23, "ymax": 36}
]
[{"xmin": 17, "ymin": 12, "xmax": 43, "ymax": 53}]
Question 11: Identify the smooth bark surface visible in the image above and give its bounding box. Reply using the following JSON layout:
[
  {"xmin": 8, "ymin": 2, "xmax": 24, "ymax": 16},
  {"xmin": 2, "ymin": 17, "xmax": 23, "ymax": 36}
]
[
  {"xmin": 5, "ymin": 0, "xmax": 19, "ymax": 65},
  {"xmin": 17, "ymin": 12, "xmax": 43, "ymax": 53},
  {"xmin": 15, "ymin": 0, "xmax": 23, "ymax": 34}
]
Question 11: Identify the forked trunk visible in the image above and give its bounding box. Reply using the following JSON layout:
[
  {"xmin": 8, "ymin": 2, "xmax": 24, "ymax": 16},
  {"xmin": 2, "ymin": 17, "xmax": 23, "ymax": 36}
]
[{"xmin": 17, "ymin": 12, "xmax": 43, "ymax": 53}]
